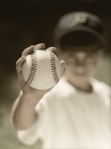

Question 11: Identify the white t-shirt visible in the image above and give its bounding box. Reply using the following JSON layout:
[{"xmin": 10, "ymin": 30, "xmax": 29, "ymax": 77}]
[{"xmin": 17, "ymin": 77, "xmax": 111, "ymax": 149}]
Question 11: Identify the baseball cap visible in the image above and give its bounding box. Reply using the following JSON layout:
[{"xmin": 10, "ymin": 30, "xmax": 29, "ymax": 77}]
[{"xmin": 55, "ymin": 11, "xmax": 106, "ymax": 46}]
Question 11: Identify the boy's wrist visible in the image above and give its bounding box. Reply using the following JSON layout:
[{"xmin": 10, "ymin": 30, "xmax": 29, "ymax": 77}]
[{"xmin": 20, "ymin": 91, "xmax": 43, "ymax": 106}]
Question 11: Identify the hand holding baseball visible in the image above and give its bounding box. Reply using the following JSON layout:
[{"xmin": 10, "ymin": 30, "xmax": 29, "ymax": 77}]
[{"xmin": 16, "ymin": 43, "xmax": 65, "ymax": 97}]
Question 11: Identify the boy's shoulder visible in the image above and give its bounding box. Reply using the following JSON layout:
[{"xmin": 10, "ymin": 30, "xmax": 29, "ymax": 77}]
[{"xmin": 90, "ymin": 78, "xmax": 111, "ymax": 95}]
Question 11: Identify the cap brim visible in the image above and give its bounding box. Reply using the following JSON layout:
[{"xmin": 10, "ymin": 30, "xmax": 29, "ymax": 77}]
[{"xmin": 55, "ymin": 25, "xmax": 106, "ymax": 45}]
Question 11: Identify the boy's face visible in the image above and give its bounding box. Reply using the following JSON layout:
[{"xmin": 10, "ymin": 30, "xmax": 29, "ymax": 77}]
[{"xmin": 62, "ymin": 47, "xmax": 103, "ymax": 82}]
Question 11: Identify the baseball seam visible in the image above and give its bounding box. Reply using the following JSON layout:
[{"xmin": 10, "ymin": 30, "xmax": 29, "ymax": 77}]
[
  {"xmin": 50, "ymin": 52, "xmax": 59, "ymax": 84},
  {"xmin": 26, "ymin": 53, "xmax": 37, "ymax": 85}
]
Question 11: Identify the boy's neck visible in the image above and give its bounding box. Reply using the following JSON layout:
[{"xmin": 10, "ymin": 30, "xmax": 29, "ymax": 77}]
[{"xmin": 66, "ymin": 76, "xmax": 93, "ymax": 92}]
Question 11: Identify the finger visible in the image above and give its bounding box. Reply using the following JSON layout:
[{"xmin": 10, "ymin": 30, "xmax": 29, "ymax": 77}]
[
  {"xmin": 34, "ymin": 43, "xmax": 45, "ymax": 51},
  {"xmin": 22, "ymin": 45, "xmax": 34, "ymax": 57},
  {"xmin": 16, "ymin": 56, "xmax": 26, "ymax": 72},
  {"xmin": 16, "ymin": 56, "xmax": 26, "ymax": 89},
  {"xmin": 46, "ymin": 47, "xmax": 57, "ymax": 54},
  {"xmin": 60, "ymin": 60, "xmax": 66, "ymax": 76}
]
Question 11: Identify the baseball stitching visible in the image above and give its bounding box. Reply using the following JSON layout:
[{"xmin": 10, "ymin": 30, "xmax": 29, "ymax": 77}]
[
  {"xmin": 26, "ymin": 52, "xmax": 37, "ymax": 85},
  {"xmin": 50, "ymin": 52, "xmax": 59, "ymax": 84}
]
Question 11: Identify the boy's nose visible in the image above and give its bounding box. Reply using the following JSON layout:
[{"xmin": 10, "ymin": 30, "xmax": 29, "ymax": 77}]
[{"xmin": 75, "ymin": 60, "xmax": 86, "ymax": 67}]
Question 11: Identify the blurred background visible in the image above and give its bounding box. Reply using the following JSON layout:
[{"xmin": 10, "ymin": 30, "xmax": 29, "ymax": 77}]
[{"xmin": 0, "ymin": 0, "xmax": 111, "ymax": 149}]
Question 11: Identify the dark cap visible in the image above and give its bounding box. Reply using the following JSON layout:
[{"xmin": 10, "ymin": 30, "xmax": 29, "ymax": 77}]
[{"xmin": 55, "ymin": 11, "xmax": 105, "ymax": 46}]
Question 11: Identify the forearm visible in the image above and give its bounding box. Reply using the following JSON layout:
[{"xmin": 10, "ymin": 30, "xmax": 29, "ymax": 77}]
[
  {"xmin": 11, "ymin": 91, "xmax": 44, "ymax": 130},
  {"xmin": 11, "ymin": 44, "xmax": 60, "ymax": 130}
]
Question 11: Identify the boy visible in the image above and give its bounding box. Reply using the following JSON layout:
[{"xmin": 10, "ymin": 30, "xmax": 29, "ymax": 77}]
[{"xmin": 11, "ymin": 11, "xmax": 111, "ymax": 149}]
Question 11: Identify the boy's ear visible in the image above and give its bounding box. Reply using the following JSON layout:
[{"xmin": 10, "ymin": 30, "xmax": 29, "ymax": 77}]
[
  {"xmin": 98, "ymin": 49, "xmax": 104, "ymax": 56},
  {"xmin": 97, "ymin": 50, "xmax": 104, "ymax": 66}
]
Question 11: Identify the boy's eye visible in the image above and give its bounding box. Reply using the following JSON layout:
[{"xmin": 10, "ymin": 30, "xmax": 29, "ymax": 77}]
[
  {"xmin": 68, "ymin": 57, "xmax": 76, "ymax": 63},
  {"xmin": 64, "ymin": 53, "xmax": 75, "ymax": 59},
  {"xmin": 67, "ymin": 53, "xmax": 74, "ymax": 57},
  {"xmin": 85, "ymin": 58, "xmax": 95, "ymax": 64}
]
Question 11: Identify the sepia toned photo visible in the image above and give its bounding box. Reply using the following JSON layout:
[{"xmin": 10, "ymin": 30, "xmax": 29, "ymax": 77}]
[{"xmin": 0, "ymin": 1, "xmax": 111, "ymax": 149}]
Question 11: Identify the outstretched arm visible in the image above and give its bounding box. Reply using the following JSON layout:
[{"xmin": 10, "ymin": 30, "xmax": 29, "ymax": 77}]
[{"xmin": 10, "ymin": 43, "xmax": 65, "ymax": 130}]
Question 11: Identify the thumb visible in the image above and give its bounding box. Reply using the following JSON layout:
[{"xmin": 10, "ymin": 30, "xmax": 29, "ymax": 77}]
[{"xmin": 60, "ymin": 60, "xmax": 65, "ymax": 76}]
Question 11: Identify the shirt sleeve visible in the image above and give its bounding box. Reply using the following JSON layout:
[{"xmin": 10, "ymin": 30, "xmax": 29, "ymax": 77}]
[{"xmin": 17, "ymin": 94, "xmax": 49, "ymax": 145}]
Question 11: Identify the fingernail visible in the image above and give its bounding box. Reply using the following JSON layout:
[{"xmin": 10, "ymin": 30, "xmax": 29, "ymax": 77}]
[{"xmin": 41, "ymin": 43, "xmax": 45, "ymax": 48}]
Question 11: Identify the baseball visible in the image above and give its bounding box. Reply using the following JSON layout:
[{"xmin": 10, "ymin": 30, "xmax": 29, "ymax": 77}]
[{"xmin": 22, "ymin": 50, "xmax": 62, "ymax": 90}]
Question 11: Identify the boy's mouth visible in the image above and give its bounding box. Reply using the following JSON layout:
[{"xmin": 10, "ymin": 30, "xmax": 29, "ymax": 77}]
[{"xmin": 73, "ymin": 71, "xmax": 86, "ymax": 76}]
